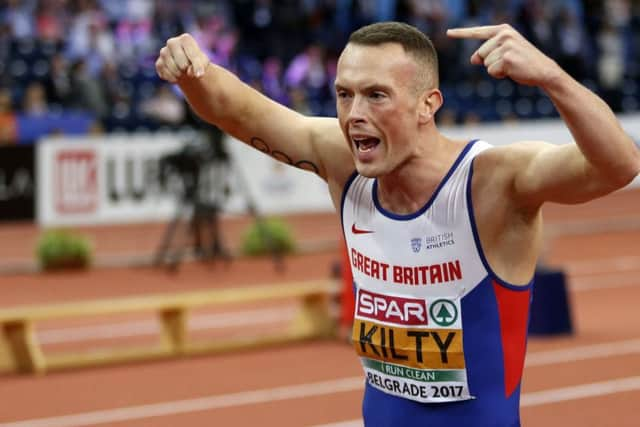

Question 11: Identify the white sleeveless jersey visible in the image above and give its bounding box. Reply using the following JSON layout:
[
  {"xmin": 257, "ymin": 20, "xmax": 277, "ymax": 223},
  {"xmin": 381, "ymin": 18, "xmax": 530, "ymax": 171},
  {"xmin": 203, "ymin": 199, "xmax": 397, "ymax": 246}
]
[{"xmin": 341, "ymin": 140, "xmax": 533, "ymax": 425}]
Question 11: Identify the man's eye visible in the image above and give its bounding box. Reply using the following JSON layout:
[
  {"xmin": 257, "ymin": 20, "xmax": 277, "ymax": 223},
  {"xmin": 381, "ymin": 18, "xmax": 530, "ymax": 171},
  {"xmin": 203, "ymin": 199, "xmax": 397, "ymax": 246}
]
[
  {"xmin": 337, "ymin": 91, "xmax": 351, "ymax": 99},
  {"xmin": 370, "ymin": 92, "xmax": 385, "ymax": 99}
]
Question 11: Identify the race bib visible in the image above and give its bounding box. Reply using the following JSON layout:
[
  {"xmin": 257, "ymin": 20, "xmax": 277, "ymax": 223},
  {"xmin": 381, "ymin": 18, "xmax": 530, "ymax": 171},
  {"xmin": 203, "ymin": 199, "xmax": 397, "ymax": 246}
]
[{"xmin": 353, "ymin": 288, "xmax": 474, "ymax": 403}]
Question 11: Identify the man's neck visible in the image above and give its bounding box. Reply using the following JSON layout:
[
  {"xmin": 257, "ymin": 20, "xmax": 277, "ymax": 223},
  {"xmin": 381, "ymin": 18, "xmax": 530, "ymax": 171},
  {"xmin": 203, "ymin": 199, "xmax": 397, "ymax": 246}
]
[{"xmin": 376, "ymin": 135, "xmax": 468, "ymax": 215}]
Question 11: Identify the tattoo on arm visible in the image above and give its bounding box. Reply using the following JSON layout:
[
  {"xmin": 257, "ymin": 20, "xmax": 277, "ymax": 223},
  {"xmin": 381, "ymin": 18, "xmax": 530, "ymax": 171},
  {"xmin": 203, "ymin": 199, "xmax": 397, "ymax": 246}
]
[{"xmin": 250, "ymin": 137, "xmax": 320, "ymax": 174}]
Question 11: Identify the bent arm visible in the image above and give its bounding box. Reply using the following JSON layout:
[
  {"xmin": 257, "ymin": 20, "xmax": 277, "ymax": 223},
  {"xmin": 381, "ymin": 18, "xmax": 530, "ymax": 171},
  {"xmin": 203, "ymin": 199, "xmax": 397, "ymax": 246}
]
[
  {"xmin": 513, "ymin": 70, "xmax": 640, "ymax": 207},
  {"xmin": 179, "ymin": 63, "xmax": 339, "ymax": 179},
  {"xmin": 156, "ymin": 34, "xmax": 351, "ymax": 182},
  {"xmin": 448, "ymin": 24, "xmax": 640, "ymax": 208}
]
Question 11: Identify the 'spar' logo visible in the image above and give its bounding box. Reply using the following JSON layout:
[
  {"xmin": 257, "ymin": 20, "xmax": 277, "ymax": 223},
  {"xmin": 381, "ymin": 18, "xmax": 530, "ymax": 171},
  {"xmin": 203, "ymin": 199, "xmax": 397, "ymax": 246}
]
[{"xmin": 357, "ymin": 289, "xmax": 428, "ymax": 326}]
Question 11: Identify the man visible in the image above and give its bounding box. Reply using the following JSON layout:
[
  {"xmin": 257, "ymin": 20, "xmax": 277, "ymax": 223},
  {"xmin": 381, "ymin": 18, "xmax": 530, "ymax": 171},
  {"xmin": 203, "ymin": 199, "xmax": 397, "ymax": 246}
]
[{"xmin": 156, "ymin": 21, "xmax": 639, "ymax": 426}]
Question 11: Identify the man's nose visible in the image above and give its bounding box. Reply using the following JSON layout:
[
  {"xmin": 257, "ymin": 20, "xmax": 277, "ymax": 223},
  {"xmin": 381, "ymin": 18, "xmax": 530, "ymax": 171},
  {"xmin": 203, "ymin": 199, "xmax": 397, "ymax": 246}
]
[{"xmin": 347, "ymin": 96, "xmax": 367, "ymax": 123}]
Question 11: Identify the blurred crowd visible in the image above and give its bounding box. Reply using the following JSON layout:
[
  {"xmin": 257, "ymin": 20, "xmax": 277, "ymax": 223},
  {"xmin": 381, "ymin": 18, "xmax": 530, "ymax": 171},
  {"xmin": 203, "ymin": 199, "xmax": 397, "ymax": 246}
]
[{"xmin": 1, "ymin": 0, "xmax": 640, "ymax": 143}]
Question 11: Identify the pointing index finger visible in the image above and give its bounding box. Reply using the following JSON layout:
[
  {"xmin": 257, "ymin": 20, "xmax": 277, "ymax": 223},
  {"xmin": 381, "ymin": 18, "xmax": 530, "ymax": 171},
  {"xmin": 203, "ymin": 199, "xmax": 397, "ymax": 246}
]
[{"xmin": 446, "ymin": 25, "xmax": 503, "ymax": 40}]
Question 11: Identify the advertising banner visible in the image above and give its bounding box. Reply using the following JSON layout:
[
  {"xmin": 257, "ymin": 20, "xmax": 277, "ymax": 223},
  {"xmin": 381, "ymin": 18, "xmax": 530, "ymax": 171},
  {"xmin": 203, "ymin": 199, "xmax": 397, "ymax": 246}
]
[
  {"xmin": 38, "ymin": 134, "xmax": 185, "ymax": 226},
  {"xmin": 37, "ymin": 114, "xmax": 640, "ymax": 227},
  {"xmin": 36, "ymin": 132, "xmax": 331, "ymax": 226},
  {"xmin": 0, "ymin": 145, "xmax": 35, "ymax": 221}
]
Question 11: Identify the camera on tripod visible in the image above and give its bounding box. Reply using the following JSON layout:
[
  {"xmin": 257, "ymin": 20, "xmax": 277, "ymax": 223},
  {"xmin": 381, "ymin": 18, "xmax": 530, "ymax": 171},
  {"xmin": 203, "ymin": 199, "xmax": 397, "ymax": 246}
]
[
  {"xmin": 154, "ymin": 129, "xmax": 285, "ymax": 272},
  {"xmin": 154, "ymin": 134, "xmax": 231, "ymax": 270},
  {"xmin": 159, "ymin": 139, "xmax": 217, "ymax": 200}
]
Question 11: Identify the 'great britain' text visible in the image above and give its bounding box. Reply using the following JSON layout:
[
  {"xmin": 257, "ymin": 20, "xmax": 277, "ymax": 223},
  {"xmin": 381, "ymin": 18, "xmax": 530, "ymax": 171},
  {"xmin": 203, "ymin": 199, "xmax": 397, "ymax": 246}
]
[{"xmin": 351, "ymin": 248, "xmax": 462, "ymax": 286}]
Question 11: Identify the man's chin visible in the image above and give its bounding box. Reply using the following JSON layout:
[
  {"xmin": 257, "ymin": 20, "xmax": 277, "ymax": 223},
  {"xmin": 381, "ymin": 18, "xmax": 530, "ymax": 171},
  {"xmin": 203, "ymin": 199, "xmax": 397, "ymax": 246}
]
[{"xmin": 356, "ymin": 163, "xmax": 383, "ymax": 178}]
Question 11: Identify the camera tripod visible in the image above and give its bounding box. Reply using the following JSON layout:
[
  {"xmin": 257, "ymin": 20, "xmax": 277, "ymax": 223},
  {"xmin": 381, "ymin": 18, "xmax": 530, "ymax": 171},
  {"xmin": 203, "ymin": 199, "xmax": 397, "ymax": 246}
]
[
  {"xmin": 153, "ymin": 146, "xmax": 231, "ymax": 270},
  {"xmin": 153, "ymin": 138, "xmax": 284, "ymax": 272}
]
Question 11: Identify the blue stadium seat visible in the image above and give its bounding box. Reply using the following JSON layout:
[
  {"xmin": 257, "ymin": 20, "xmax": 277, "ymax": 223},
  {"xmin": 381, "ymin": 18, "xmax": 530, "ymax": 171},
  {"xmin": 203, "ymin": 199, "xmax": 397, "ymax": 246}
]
[
  {"xmin": 31, "ymin": 59, "xmax": 50, "ymax": 79},
  {"xmin": 9, "ymin": 59, "xmax": 28, "ymax": 80},
  {"xmin": 535, "ymin": 97, "xmax": 555, "ymax": 117},
  {"xmin": 495, "ymin": 80, "xmax": 515, "ymax": 98},
  {"xmin": 514, "ymin": 97, "xmax": 534, "ymax": 119},
  {"xmin": 622, "ymin": 96, "xmax": 638, "ymax": 112}
]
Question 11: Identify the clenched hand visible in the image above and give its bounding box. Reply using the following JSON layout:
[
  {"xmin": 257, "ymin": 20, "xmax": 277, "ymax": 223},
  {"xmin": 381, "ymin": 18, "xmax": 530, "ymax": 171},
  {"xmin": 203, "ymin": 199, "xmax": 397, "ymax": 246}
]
[{"xmin": 155, "ymin": 34, "xmax": 209, "ymax": 83}]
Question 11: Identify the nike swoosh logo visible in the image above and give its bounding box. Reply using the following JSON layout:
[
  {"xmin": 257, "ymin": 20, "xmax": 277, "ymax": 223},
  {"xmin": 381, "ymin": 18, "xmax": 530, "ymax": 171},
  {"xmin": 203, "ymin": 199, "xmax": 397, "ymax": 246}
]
[{"xmin": 352, "ymin": 223, "xmax": 374, "ymax": 234}]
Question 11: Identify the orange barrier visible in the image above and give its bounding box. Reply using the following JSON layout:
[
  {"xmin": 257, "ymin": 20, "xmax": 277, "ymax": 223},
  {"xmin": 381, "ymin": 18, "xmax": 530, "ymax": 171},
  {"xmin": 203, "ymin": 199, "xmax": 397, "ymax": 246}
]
[{"xmin": 0, "ymin": 280, "xmax": 337, "ymax": 374}]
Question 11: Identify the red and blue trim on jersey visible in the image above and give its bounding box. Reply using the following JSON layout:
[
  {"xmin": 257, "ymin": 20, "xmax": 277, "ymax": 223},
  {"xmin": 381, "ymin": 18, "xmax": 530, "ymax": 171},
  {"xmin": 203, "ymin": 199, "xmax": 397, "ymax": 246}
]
[
  {"xmin": 343, "ymin": 148, "xmax": 533, "ymax": 427},
  {"xmin": 362, "ymin": 273, "xmax": 532, "ymax": 427}
]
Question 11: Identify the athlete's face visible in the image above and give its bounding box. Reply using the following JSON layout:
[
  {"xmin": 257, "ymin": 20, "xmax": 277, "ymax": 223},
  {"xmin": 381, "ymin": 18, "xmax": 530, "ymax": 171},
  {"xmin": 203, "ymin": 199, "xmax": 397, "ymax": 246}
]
[{"xmin": 335, "ymin": 43, "xmax": 427, "ymax": 178}]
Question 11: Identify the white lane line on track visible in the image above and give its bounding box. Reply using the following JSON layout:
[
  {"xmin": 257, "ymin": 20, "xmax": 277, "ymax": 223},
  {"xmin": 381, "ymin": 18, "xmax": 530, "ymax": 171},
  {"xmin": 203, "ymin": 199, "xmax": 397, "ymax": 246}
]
[
  {"xmin": 520, "ymin": 376, "xmax": 640, "ymax": 406},
  {"xmin": 311, "ymin": 375, "xmax": 640, "ymax": 427},
  {"xmin": 0, "ymin": 377, "xmax": 365, "ymax": 427},
  {"xmin": 3, "ymin": 376, "xmax": 640, "ymax": 427},
  {"xmin": 564, "ymin": 255, "xmax": 640, "ymax": 275},
  {"xmin": 313, "ymin": 422, "xmax": 362, "ymax": 427},
  {"xmin": 570, "ymin": 273, "xmax": 640, "ymax": 291},
  {"xmin": 525, "ymin": 338, "xmax": 640, "ymax": 367},
  {"xmin": 38, "ymin": 307, "xmax": 295, "ymax": 344}
]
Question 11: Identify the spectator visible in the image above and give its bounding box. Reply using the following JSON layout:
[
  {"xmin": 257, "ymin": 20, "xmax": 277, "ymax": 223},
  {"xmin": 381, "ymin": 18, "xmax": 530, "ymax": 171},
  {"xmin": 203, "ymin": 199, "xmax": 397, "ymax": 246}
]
[
  {"xmin": 597, "ymin": 18, "xmax": 626, "ymax": 110},
  {"xmin": 99, "ymin": 60, "xmax": 125, "ymax": 108},
  {"xmin": 288, "ymin": 86, "xmax": 312, "ymax": 116},
  {"xmin": 35, "ymin": 0, "xmax": 67, "ymax": 43},
  {"xmin": 0, "ymin": 0, "xmax": 638, "ymax": 131},
  {"xmin": 69, "ymin": 59, "xmax": 108, "ymax": 119},
  {"xmin": 262, "ymin": 56, "xmax": 289, "ymax": 106},
  {"xmin": 2, "ymin": 0, "xmax": 36, "ymax": 40},
  {"xmin": 43, "ymin": 52, "xmax": 72, "ymax": 107},
  {"xmin": 22, "ymin": 81, "xmax": 48, "ymax": 116},
  {"xmin": 151, "ymin": 1, "xmax": 188, "ymax": 47},
  {"xmin": 284, "ymin": 43, "xmax": 330, "ymax": 113},
  {"xmin": 0, "ymin": 87, "xmax": 17, "ymax": 144},
  {"xmin": 553, "ymin": 6, "xmax": 588, "ymax": 82},
  {"xmin": 113, "ymin": 0, "xmax": 155, "ymax": 62},
  {"xmin": 0, "ymin": 21, "xmax": 12, "ymax": 69}
]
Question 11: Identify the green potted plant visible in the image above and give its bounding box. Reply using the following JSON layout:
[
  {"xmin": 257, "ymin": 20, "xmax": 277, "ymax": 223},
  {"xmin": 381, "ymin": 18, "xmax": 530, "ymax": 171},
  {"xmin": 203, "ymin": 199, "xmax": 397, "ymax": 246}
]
[
  {"xmin": 36, "ymin": 229, "xmax": 93, "ymax": 271},
  {"xmin": 241, "ymin": 217, "xmax": 295, "ymax": 256}
]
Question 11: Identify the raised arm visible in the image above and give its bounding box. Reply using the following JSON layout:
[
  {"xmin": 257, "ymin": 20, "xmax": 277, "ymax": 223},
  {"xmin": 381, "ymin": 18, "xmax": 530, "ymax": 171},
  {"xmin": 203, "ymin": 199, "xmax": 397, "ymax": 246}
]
[
  {"xmin": 447, "ymin": 24, "xmax": 640, "ymax": 208},
  {"xmin": 155, "ymin": 34, "xmax": 351, "ymax": 184}
]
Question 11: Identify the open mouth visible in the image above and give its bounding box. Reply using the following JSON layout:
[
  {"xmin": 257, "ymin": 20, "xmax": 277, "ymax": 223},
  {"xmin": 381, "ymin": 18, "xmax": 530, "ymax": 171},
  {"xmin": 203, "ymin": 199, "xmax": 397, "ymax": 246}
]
[{"xmin": 353, "ymin": 136, "xmax": 380, "ymax": 153}]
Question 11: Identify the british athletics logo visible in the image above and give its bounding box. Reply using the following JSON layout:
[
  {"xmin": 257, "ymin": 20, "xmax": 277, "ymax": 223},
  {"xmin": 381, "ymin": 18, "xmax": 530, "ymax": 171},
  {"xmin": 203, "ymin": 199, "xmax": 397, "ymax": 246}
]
[{"xmin": 356, "ymin": 289, "xmax": 428, "ymax": 326}]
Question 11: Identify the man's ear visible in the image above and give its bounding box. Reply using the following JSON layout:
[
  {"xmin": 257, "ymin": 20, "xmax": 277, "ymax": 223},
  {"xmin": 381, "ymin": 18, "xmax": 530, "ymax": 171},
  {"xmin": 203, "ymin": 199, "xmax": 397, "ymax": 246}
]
[{"xmin": 418, "ymin": 89, "xmax": 443, "ymax": 124}]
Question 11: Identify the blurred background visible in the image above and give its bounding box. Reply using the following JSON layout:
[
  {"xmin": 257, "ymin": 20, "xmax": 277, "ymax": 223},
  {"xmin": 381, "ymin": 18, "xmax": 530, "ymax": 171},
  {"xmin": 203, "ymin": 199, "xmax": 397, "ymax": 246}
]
[
  {"xmin": 1, "ymin": 0, "xmax": 640, "ymax": 137},
  {"xmin": 0, "ymin": 0, "xmax": 637, "ymax": 226},
  {"xmin": 0, "ymin": 1, "xmax": 640, "ymax": 426}
]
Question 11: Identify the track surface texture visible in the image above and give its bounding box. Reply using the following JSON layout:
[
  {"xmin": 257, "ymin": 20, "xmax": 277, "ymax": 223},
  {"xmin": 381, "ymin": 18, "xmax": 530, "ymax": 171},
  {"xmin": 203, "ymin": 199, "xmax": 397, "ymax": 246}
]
[{"xmin": 0, "ymin": 188, "xmax": 639, "ymax": 427}]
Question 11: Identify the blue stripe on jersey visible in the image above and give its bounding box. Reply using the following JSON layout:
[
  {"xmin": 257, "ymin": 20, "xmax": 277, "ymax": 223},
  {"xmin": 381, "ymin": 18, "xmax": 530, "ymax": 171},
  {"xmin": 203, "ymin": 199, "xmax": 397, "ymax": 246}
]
[
  {"xmin": 371, "ymin": 140, "xmax": 479, "ymax": 221},
  {"xmin": 340, "ymin": 170, "xmax": 359, "ymax": 232},
  {"xmin": 466, "ymin": 153, "xmax": 534, "ymax": 290}
]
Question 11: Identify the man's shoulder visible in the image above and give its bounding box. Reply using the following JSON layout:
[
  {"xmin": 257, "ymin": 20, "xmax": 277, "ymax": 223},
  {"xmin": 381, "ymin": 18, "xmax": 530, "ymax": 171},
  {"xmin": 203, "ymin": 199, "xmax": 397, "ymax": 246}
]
[
  {"xmin": 471, "ymin": 140, "xmax": 553, "ymax": 211},
  {"xmin": 472, "ymin": 140, "xmax": 549, "ymax": 171},
  {"xmin": 470, "ymin": 142, "xmax": 529, "ymax": 191}
]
